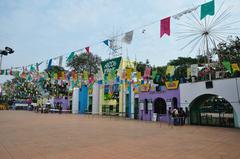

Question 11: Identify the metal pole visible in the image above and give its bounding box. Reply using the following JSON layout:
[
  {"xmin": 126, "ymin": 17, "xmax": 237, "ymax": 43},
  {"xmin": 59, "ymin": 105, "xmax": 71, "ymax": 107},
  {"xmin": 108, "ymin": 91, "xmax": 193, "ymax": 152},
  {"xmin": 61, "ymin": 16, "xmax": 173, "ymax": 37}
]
[
  {"xmin": 0, "ymin": 54, "xmax": 3, "ymax": 71},
  {"xmin": 205, "ymin": 35, "xmax": 212, "ymax": 81}
]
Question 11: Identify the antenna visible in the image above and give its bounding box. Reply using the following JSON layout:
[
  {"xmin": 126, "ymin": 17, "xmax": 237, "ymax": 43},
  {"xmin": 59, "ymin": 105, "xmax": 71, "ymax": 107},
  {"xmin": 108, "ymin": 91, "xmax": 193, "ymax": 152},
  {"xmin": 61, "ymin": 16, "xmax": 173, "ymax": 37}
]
[{"xmin": 109, "ymin": 31, "xmax": 122, "ymax": 59}]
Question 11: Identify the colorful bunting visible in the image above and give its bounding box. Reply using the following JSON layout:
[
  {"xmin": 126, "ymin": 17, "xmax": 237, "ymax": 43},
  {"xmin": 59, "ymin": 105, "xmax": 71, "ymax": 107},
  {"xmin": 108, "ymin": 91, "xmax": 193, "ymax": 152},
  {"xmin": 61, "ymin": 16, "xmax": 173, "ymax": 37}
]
[
  {"xmin": 200, "ymin": 0, "xmax": 215, "ymax": 20},
  {"xmin": 160, "ymin": 17, "xmax": 171, "ymax": 37}
]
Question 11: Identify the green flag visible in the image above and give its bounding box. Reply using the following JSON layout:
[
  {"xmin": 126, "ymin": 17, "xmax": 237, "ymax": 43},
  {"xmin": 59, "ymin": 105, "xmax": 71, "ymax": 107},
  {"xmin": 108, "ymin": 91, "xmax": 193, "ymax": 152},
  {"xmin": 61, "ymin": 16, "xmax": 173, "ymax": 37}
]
[
  {"xmin": 151, "ymin": 70, "xmax": 157, "ymax": 79},
  {"xmin": 30, "ymin": 65, "xmax": 35, "ymax": 72},
  {"xmin": 67, "ymin": 52, "xmax": 75, "ymax": 62},
  {"xmin": 201, "ymin": 0, "xmax": 215, "ymax": 20},
  {"xmin": 222, "ymin": 61, "xmax": 232, "ymax": 74}
]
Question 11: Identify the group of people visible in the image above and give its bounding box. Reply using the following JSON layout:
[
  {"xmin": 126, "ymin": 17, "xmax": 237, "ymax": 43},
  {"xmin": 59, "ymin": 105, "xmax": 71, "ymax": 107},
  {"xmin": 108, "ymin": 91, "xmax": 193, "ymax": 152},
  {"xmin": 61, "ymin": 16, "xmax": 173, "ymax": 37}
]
[
  {"xmin": 168, "ymin": 107, "xmax": 188, "ymax": 125},
  {"xmin": 35, "ymin": 101, "xmax": 62, "ymax": 114}
]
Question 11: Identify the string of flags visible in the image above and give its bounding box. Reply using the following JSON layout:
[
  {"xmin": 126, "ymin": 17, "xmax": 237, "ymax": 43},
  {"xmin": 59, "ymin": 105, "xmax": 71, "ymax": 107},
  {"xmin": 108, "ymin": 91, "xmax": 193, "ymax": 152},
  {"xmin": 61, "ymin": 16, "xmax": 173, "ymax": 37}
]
[{"xmin": 1, "ymin": 0, "xmax": 215, "ymax": 74}]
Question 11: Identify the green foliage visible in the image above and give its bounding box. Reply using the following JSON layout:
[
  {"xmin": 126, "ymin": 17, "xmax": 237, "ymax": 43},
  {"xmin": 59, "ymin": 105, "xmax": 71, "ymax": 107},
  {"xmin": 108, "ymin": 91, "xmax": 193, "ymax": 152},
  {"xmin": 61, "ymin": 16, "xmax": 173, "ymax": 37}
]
[
  {"xmin": 215, "ymin": 36, "xmax": 240, "ymax": 64},
  {"xmin": 66, "ymin": 52, "xmax": 101, "ymax": 75}
]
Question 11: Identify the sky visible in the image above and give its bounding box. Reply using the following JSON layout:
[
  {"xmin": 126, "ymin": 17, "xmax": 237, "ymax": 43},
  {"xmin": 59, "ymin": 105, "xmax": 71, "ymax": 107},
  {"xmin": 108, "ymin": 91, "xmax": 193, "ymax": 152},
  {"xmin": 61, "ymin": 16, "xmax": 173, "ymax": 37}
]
[{"xmin": 0, "ymin": 0, "xmax": 239, "ymax": 83}]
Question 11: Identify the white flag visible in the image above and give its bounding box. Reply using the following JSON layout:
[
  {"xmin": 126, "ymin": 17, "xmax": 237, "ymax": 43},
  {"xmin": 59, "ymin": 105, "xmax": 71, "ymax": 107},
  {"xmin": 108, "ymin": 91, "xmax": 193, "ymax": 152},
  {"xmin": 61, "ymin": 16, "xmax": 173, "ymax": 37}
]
[{"xmin": 122, "ymin": 30, "xmax": 134, "ymax": 44}]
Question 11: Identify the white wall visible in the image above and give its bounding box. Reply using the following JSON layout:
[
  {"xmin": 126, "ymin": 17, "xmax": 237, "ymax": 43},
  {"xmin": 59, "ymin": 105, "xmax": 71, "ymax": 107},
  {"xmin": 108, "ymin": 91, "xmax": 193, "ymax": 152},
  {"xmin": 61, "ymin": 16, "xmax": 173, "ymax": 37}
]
[
  {"xmin": 72, "ymin": 87, "xmax": 79, "ymax": 114},
  {"xmin": 180, "ymin": 78, "xmax": 240, "ymax": 127},
  {"xmin": 92, "ymin": 83, "xmax": 99, "ymax": 114}
]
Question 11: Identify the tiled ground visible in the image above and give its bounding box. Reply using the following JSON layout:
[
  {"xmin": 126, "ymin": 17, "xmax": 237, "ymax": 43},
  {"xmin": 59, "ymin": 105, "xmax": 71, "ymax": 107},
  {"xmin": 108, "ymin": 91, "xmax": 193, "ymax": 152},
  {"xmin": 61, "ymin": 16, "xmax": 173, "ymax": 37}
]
[{"xmin": 0, "ymin": 111, "xmax": 240, "ymax": 159}]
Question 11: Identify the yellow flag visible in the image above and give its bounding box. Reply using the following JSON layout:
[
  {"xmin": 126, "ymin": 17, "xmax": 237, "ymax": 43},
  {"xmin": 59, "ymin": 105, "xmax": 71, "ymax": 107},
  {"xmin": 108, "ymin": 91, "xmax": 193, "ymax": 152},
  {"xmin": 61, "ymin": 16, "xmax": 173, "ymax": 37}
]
[
  {"xmin": 83, "ymin": 71, "xmax": 88, "ymax": 80},
  {"xmin": 166, "ymin": 65, "xmax": 175, "ymax": 76},
  {"xmin": 137, "ymin": 72, "xmax": 141, "ymax": 80},
  {"xmin": 54, "ymin": 73, "xmax": 58, "ymax": 80},
  {"xmin": 232, "ymin": 63, "xmax": 240, "ymax": 72},
  {"xmin": 61, "ymin": 71, "xmax": 65, "ymax": 80},
  {"xmin": 126, "ymin": 68, "xmax": 132, "ymax": 80}
]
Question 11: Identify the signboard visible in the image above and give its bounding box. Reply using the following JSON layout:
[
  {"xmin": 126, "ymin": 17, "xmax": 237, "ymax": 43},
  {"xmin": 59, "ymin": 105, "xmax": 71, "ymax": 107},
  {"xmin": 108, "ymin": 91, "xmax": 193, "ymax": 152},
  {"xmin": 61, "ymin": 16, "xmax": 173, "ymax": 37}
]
[
  {"xmin": 101, "ymin": 57, "xmax": 122, "ymax": 75},
  {"xmin": 139, "ymin": 103, "xmax": 144, "ymax": 110},
  {"xmin": 140, "ymin": 84, "xmax": 150, "ymax": 92},
  {"xmin": 148, "ymin": 102, "xmax": 153, "ymax": 110},
  {"xmin": 165, "ymin": 80, "xmax": 179, "ymax": 90}
]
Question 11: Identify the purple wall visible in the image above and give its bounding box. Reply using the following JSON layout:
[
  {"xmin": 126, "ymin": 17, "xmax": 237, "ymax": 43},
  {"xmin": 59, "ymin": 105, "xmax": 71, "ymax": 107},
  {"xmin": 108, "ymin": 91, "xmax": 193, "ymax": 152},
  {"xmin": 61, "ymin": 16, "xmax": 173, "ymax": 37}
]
[
  {"xmin": 138, "ymin": 86, "xmax": 180, "ymax": 122},
  {"xmin": 54, "ymin": 97, "xmax": 69, "ymax": 110}
]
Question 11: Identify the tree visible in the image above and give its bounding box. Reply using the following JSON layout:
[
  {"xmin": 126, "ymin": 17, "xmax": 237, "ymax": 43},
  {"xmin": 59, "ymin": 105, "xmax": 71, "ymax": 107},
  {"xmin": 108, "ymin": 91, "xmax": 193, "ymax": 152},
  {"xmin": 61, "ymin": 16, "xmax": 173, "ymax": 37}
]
[
  {"xmin": 136, "ymin": 59, "xmax": 150, "ymax": 75},
  {"xmin": 67, "ymin": 52, "xmax": 101, "ymax": 75},
  {"xmin": 215, "ymin": 36, "xmax": 240, "ymax": 64}
]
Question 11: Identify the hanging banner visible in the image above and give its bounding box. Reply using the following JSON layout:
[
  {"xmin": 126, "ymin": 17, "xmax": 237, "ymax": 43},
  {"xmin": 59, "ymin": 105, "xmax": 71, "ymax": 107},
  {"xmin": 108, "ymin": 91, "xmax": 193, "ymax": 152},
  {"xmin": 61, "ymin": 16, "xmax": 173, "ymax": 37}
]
[
  {"xmin": 144, "ymin": 67, "xmax": 151, "ymax": 78},
  {"xmin": 101, "ymin": 57, "xmax": 122, "ymax": 75},
  {"xmin": 126, "ymin": 68, "xmax": 132, "ymax": 80},
  {"xmin": 137, "ymin": 72, "xmax": 142, "ymax": 81},
  {"xmin": 200, "ymin": 0, "xmax": 215, "ymax": 20},
  {"xmin": 165, "ymin": 80, "xmax": 179, "ymax": 90},
  {"xmin": 166, "ymin": 65, "xmax": 175, "ymax": 76},
  {"xmin": 160, "ymin": 16, "xmax": 171, "ymax": 37}
]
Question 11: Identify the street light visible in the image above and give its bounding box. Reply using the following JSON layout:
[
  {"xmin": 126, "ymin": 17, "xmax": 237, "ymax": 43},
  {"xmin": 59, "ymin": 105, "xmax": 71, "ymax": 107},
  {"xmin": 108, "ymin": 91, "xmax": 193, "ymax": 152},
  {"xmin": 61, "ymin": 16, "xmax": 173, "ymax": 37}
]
[{"xmin": 0, "ymin": 47, "xmax": 14, "ymax": 71}]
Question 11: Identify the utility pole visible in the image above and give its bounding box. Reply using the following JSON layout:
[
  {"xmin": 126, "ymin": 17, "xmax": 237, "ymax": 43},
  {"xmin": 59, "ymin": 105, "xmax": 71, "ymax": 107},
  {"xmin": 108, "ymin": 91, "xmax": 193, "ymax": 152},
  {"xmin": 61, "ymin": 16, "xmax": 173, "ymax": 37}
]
[{"xmin": 0, "ymin": 47, "xmax": 15, "ymax": 71}]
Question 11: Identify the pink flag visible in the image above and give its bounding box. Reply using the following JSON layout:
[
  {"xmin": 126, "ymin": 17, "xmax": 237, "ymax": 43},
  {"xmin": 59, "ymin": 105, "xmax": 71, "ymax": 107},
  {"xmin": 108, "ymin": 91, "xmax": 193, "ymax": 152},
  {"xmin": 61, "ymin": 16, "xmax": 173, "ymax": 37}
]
[
  {"xmin": 144, "ymin": 67, "xmax": 151, "ymax": 78},
  {"xmin": 160, "ymin": 17, "xmax": 171, "ymax": 37},
  {"xmin": 85, "ymin": 47, "xmax": 90, "ymax": 54}
]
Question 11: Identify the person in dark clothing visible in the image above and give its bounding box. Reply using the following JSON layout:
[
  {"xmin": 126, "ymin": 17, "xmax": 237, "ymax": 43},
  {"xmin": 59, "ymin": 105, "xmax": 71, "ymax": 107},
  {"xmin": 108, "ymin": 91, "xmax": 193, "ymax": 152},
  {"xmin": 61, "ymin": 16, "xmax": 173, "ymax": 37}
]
[{"xmin": 179, "ymin": 107, "xmax": 186, "ymax": 125}]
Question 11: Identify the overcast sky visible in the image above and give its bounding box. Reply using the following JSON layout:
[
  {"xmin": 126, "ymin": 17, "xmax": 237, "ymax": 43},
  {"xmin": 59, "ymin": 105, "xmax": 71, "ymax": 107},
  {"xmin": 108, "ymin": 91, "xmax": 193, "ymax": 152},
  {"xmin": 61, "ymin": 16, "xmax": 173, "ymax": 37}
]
[{"xmin": 0, "ymin": 0, "xmax": 239, "ymax": 83}]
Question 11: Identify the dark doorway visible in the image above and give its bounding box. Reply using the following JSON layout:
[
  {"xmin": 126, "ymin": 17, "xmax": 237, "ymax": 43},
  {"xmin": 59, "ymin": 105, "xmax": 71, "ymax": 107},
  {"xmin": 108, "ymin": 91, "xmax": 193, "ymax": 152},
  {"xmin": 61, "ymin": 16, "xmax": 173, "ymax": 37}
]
[
  {"xmin": 190, "ymin": 94, "xmax": 234, "ymax": 127},
  {"xmin": 154, "ymin": 98, "xmax": 167, "ymax": 114}
]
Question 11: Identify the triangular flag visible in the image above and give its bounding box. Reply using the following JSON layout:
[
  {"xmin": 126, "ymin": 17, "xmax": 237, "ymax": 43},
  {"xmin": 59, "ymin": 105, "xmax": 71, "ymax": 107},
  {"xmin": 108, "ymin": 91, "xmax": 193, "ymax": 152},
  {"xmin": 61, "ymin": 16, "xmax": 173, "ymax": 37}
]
[
  {"xmin": 200, "ymin": 0, "xmax": 215, "ymax": 20},
  {"xmin": 85, "ymin": 47, "xmax": 90, "ymax": 54},
  {"xmin": 103, "ymin": 39, "xmax": 109, "ymax": 46},
  {"xmin": 160, "ymin": 17, "xmax": 171, "ymax": 37},
  {"xmin": 67, "ymin": 52, "xmax": 75, "ymax": 62},
  {"xmin": 122, "ymin": 30, "xmax": 134, "ymax": 44}
]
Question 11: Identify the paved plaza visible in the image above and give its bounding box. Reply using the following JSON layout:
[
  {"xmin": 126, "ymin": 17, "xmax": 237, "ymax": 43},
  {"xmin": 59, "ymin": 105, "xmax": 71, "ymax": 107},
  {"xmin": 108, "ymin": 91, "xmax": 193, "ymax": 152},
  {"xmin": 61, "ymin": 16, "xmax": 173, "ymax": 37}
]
[{"xmin": 0, "ymin": 111, "xmax": 240, "ymax": 159}]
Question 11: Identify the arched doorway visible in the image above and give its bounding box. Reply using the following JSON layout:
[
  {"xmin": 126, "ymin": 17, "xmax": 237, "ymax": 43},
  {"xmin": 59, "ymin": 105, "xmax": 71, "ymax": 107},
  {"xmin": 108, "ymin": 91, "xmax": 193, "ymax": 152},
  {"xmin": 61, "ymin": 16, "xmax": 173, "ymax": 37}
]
[
  {"xmin": 189, "ymin": 94, "xmax": 234, "ymax": 127},
  {"xmin": 154, "ymin": 98, "xmax": 167, "ymax": 115}
]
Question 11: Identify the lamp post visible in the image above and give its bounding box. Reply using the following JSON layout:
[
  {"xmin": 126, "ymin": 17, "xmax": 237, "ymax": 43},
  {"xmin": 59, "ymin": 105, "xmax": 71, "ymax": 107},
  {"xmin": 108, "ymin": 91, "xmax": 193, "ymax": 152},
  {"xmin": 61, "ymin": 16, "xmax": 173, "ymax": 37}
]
[{"xmin": 0, "ymin": 47, "xmax": 14, "ymax": 71}]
